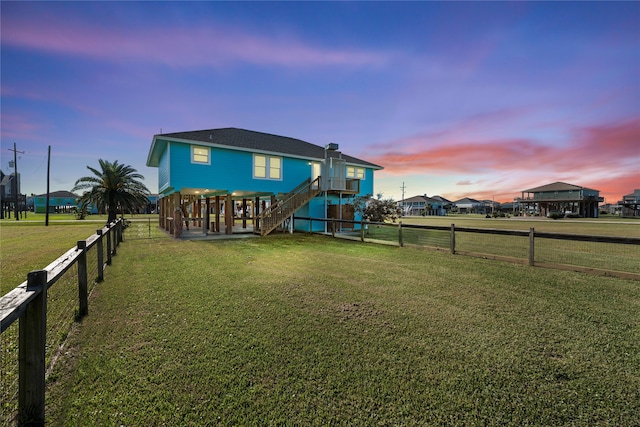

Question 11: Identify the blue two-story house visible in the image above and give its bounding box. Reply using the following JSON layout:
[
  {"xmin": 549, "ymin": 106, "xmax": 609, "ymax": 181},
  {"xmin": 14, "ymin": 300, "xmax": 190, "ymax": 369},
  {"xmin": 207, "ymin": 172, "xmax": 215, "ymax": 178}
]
[{"xmin": 146, "ymin": 128, "xmax": 383, "ymax": 236}]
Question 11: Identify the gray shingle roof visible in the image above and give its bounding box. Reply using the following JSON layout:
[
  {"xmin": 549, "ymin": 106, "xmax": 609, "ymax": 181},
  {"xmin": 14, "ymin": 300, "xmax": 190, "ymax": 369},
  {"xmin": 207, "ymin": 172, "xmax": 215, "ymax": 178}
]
[
  {"xmin": 34, "ymin": 190, "xmax": 78, "ymax": 198},
  {"xmin": 454, "ymin": 197, "xmax": 482, "ymax": 204},
  {"xmin": 154, "ymin": 128, "xmax": 382, "ymax": 169},
  {"xmin": 523, "ymin": 182, "xmax": 598, "ymax": 193},
  {"xmin": 431, "ymin": 195, "xmax": 452, "ymax": 204}
]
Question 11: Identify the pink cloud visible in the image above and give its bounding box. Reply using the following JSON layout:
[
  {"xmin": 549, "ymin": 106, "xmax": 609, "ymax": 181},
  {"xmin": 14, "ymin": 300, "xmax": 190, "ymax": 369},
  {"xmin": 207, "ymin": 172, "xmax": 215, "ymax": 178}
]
[
  {"xmin": 368, "ymin": 138, "xmax": 553, "ymax": 174},
  {"xmin": 371, "ymin": 117, "xmax": 640, "ymax": 203},
  {"xmin": 571, "ymin": 118, "xmax": 640, "ymax": 162},
  {"xmin": 370, "ymin": 117, "xmax": 639, "ymax": 173},
  {"xmin": 2, "ymin": 17, "xmax": 389, "ymax": 69},
  {"xmin": 0, "ymin": 112, "xmax": 50, "ymax": 142},
  {"xmin": 590, "ymin": 174, "xmax": 640, "ymax": 203}
]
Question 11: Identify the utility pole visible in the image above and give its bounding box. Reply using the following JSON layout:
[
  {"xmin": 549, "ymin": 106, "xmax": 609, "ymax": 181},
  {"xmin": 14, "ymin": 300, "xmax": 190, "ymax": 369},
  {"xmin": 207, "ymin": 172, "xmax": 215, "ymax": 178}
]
[
  {"xmin": 400, "ymin": 181, "xmax": 407, "ymax": 215},
  {"xmin": 8, "ymin": 143, "xmax": 24, "ymax": 221},
  {"xmin": 46, "ymin": 146, "xmax": 51, "ymax": 226}
]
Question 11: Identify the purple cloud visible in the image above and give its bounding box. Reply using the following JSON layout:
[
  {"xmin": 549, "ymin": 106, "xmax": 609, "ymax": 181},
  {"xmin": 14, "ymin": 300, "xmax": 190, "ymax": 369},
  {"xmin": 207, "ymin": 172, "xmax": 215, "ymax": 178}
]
[{"xmin": 2, "ymin": 16, "xmax": 389, "ymax": 69}]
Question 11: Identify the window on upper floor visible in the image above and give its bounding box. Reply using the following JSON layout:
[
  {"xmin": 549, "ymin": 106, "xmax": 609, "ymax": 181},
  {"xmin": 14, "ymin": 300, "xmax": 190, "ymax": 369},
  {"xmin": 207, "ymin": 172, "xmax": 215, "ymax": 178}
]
[
  {"xmin": 254, "ymin": 154, "xmax": 282, "ymax": 180},
  {"xmin": 191, "ymin": 146, "xmax": 210, "ymax": 164},
  {"xmin": 346, "ymin": 166, "xmax": 365, "ymax": 179}
]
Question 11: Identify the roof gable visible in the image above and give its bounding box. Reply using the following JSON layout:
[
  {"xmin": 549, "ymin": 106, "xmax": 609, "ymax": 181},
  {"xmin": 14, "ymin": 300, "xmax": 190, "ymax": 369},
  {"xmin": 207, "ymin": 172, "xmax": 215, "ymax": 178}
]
[
  {"xmin": 34, "ymin": 190, "xmax": 78, "ymax": 198},
  {"xmin": 454, "ymin": 197, "xmax": 481, "ymax": 204},
  {"xmin": 148, "ymin": 128, "xmax": 382, "ymax": 169},
  {"xmin": 402, "ymin": 195, "xmax": 428, "ymax": 203},
  {"xmin": 523, "ymin": 181, "xmax": 598, "ymax": 193},
  {"xmin": 431, "ymin": 195, "xmax": 452, "ymax": 203}
]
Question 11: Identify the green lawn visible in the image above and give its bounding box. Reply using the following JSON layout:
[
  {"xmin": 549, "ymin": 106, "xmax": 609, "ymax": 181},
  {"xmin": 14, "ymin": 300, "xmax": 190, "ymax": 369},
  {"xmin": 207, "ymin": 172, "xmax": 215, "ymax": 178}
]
[
  {"xmin": 39, "ymin": 233, "xmax": 639, "ymax": 425},
  {"xmin": 1, "ymin": 221, "xmax": 639, "ymax": 425},
  {"xmin": 350, "ymin": 217, "xmax": 640, "ymax": 275}
]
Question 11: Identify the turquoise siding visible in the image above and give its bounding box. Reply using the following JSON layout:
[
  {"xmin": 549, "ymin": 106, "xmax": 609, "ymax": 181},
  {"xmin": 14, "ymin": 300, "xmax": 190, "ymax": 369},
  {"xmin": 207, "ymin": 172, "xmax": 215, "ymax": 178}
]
[
  {"xmin": 33, "ymin": 196, "xmax": 78, "ymax": 213},
  {"xmin": 158, "ymin": 144, "xmax": 170, "ymax": 193},
  {"xmin": 162, "ymin": 141, "xmax": 375, "ymax": 198},
  {"xmin": 167, "ymin": 143, "xmax": 314, "ymax": 194},
  {"xmin": 360, "ymin": 169, "xmax": 375, "ymax": 196}
]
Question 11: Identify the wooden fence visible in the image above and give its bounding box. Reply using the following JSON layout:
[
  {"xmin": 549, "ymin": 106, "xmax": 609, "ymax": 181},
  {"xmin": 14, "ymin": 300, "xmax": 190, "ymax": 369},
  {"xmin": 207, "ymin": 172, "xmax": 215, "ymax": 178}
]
[
  {"xmin": 0, "ymin": 219, "xmax": 125, "ymax": 426},
  {"xmin": 294, "ymin": 217, "xmax": 640, "ymax": 280}
]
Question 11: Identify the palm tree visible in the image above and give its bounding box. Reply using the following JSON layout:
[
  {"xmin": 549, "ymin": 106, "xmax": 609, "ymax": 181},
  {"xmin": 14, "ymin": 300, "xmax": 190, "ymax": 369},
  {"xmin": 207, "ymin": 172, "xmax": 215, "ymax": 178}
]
[{"xmin": 72, "ymin": 159, "xmax": 150, "ymax": 223}]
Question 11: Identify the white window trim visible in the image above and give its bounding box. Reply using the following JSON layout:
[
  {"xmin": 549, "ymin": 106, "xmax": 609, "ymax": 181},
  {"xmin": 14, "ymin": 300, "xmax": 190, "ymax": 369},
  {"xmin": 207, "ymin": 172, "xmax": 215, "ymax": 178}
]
[
  {"xmin": 347, "ymin": 166, "xmax": 365, "ymax": 180},
  {"xmin": 253, "ymin": 154, "xmax": 282, "ymax": 181},
  {"xmin": 191, "ymin": 145, "xmax": 210, "ymax": 165}
]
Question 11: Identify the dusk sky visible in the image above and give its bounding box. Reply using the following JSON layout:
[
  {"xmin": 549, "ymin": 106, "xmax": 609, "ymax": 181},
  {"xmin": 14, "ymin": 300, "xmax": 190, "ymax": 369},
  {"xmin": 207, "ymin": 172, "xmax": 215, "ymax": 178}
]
[{"xmin": 2, "ymin": 1, "xmax": 638, "ymax": 204}]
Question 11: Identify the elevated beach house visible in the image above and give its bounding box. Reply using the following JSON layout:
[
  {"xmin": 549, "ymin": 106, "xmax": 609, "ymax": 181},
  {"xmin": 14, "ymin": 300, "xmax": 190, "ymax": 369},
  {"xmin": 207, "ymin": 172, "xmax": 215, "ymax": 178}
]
[
  {"xmin": 517, "ymin": 181, "xmax": 603, "ymax": 218},
  {"xmin": 146, "ymin": 128, "xmax": 383, "ymax": 236}
]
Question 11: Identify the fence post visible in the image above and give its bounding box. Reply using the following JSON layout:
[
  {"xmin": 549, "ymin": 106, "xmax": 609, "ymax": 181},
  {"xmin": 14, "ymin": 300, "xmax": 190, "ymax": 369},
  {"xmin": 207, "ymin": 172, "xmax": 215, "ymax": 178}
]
[
  {"xmin": 529, "ymin": 227, "xmax": 535, "ymax": 267},
  {"xmin": 309, "ymin": 218, "xmax": 312, "ymax": 234},
  {"xmin": 18, "ymin": 270, "xmax": 47, "ymax": 426},
  {"xmin": 96, "ymin": 229, "xmax": 104, "ymax": 282},
  {"xmin": 118, "ymin": 219, "xmax": 124, "ymax": 243},
  {"xmin": 77, "ymin": 240, "xmax": 88, "ymax": 318},
  {"xmin": 450, "ymin": 224, "xmax": 456, "ymax": 254},
  {"xmin": 111, "ymin": 222, "xmax": 117, "ymax": 257},
  {"xmin": 360, "ymin": 220, "xmax": 365, "ymax": 242},
  {"xmin": 331, "ymin": 219, "xmax": 335, "ymax": 238},
  {"xmin": 106, "ymin": 223, "xmax": 113, "ymax": 265},
  {"xmin": 398, "ymin": 221, "xmax": 403, "ymax": 247}
]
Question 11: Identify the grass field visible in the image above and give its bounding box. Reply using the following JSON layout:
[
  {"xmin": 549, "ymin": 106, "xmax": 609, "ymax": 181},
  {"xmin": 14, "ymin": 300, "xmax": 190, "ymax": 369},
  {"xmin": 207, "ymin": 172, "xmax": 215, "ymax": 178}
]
[
  {"xmin": 398, "ymin": 214, "xmax": 640, "ymax": 237},
  {"xmin": 2, "ymin": 220, "xmax": 639, "ymax": 425},
  {"xmin": 338, "ymin": 216, "xmax": 640, "ymax": 275}
]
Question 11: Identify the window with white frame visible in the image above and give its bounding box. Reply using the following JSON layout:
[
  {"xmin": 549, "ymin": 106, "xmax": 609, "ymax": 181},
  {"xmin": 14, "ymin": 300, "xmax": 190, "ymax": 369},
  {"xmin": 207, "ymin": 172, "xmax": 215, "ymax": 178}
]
[
  {"xmin": 191, "ymin": 146, "xmax": 210, "ymax": 164},
  {"xmin": 254, "ymin": 154, "xmax": 282, "ymax": 180},
  {"xmin": 346, "ymin": 166, "xmax": 365, "ymax": 179}
]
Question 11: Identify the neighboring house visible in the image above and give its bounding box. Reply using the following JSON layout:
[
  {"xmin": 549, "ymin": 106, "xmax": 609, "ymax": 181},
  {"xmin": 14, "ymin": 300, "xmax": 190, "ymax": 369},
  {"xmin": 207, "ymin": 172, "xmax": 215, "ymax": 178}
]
[
  {"xmin": 33, "ymin": 191, "xmax": 79, "ymax": 214},
  {"xmin": 619, "ymin": 189, "xmax": 640, "ymax": 217},
  {"xmin": 146, "ymin": 128, "xmax": 383, "ymax": 235},
  {"xmin": 399, "ymin": 194, "xmax": 448, "ymax": 216},
  {"xmin": 0, "ymin": 169, "xmax": 23, "ymax": 218},
  {"xmin": 498, "ymin": 201, "xmax": 523, "ymax": 215},
  {"xmin": 481, "ymin": 200, "xmax": 501, "ymax": 214},
  {"xmin": 600, "ymin": 203, "xmax": 622, "ymax": 216},
  {"xmin": 145, "ymin": 194, "xmax": 159, "ymax": 214},
  {"xmin": 517, "ymin": 181, "xmax": 603, "ymax": 218},
  {"xmin": 32, "ymin": 191, "xmax": 157, "ymax": 215},
  {"xmin": 453, "ymin": 197, "xmax": 487, "ymax": 214}
]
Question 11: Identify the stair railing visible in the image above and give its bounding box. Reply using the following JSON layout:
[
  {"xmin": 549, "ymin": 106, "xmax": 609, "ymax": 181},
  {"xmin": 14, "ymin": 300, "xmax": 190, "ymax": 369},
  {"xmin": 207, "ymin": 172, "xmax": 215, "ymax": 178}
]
[{"xmin": 258, "ymin": 177, "xmax": 321, "ymax": 236}]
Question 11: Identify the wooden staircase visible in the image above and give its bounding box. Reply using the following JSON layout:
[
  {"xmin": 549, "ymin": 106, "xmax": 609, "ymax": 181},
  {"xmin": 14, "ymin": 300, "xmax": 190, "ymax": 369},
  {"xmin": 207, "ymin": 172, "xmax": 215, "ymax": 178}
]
[{"xmin": 256, "ymin": 177, "xmax": 321, "ymax": 236}]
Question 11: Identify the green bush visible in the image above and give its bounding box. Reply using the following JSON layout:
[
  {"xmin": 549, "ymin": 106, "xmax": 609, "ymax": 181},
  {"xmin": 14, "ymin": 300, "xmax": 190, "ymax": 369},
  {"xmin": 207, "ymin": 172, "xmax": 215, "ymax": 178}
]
[{"xmin": 547, "ymin": 211, "xmax": 564, "ymax": 220}]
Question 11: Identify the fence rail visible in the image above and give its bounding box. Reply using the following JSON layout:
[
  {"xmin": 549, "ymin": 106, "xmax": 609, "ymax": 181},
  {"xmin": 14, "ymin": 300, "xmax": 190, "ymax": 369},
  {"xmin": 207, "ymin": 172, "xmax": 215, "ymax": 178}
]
[
  {"xmin": 125, "ymin": 217, "xmax": 168, "ymax": 240},
  {"xmin": 294, "ymin": 216, "xmax": 640, "ymax": 280},
  {"xmin": 1, "ymin": 219, "xmax": 125, "ymax": 426}
]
